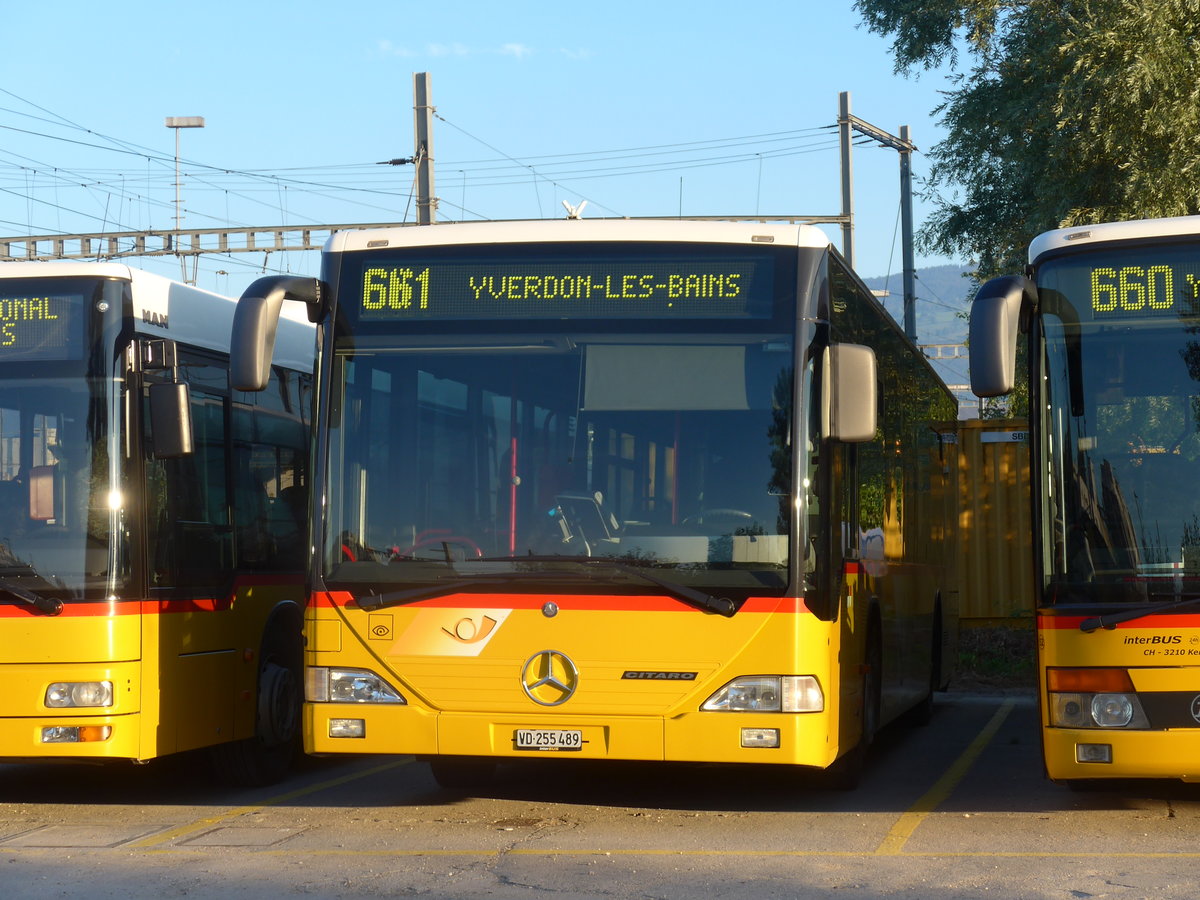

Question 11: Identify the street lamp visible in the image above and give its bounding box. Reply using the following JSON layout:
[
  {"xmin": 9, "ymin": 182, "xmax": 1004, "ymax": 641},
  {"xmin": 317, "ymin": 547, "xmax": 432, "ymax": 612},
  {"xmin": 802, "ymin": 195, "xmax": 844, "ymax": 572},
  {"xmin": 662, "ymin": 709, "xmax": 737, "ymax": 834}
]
[{"xmin": 164, "ymin": 116, "xmax": 205, "ymax": 282}]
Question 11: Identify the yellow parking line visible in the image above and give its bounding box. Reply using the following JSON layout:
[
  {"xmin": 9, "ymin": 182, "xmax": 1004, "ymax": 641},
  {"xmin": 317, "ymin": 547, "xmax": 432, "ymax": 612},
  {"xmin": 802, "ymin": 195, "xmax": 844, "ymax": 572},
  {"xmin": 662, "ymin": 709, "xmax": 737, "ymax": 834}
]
[
  {"xmin": 875, "ymin": 699, "xmax": 1016, "ymax": 855},
  {"xmin": 126, "ymin": 759, "xmax": 410, "ymax": 850},
  {"xmin": 135, "ymin": 848, "xmax": 1200, "ymax": 860}
]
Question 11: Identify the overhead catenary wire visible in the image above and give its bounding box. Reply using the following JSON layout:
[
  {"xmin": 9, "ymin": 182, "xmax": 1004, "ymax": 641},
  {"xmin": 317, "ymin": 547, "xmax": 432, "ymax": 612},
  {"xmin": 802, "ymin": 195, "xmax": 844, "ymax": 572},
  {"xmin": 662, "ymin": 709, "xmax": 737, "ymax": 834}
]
[
  {"xmin": 3, "ymin": 86, "xmax": 848, "ymax": 226},
  {"xmin": 1, "ymin": 103, "xmax": 841, "ymax": 201},
  {"xmin": 0, "ymin": 85, "xmax": 935, "ymax": 292}
]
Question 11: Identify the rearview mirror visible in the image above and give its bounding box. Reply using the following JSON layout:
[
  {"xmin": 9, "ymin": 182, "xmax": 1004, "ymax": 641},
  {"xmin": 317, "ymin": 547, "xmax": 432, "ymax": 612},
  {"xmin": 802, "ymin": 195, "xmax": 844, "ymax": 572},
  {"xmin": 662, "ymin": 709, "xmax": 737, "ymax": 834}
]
[
  {"xmin": 969, "ymin": 275, "xmax": 1036, "ymax": 397},
  {"xmin": 149, "ymin": 381, "xmax": 193, "ymax": 458},
  {"xmin": 824, "ymin": 343, "xmax": 877, "ymax": 443}
]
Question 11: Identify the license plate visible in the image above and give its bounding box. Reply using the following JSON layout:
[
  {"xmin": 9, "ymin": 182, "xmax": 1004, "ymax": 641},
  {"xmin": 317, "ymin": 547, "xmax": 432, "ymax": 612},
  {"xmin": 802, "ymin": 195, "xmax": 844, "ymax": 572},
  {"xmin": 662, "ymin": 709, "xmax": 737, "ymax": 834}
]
[{"xmin": 514, "ymin": 728, "xmax": 583, "ymax": 751}]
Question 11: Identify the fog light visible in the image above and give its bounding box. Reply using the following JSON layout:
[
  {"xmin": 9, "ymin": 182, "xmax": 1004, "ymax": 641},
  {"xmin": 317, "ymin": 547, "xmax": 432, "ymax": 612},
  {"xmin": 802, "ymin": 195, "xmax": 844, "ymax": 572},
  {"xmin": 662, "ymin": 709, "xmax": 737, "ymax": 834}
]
[
  {"xmin": 741, "ymin": 727, "xmax": 780, "ymax": 748},
  {"xmin": 41, "ymin": 725, "xmax": 112, "ymax": 743},
  {"xmin": 1076, "ymin": 743, "xmax": 1112, "ymax": 763},
  {"xmin": 329, "ymin": 718, "xmax": 366, "ymax": 738}
]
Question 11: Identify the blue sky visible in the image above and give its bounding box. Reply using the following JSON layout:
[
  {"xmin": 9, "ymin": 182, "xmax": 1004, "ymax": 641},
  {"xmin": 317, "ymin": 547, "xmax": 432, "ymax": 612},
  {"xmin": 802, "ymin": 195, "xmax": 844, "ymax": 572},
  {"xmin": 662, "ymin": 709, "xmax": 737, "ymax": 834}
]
[{"xmin": 0, "ymin": 1, "xmax": 964, "ymax": 300}]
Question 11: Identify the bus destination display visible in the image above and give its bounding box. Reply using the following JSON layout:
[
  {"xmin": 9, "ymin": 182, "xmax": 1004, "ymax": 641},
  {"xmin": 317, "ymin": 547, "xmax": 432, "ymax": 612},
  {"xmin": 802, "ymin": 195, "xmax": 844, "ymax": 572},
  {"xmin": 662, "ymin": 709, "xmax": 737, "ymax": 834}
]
[
  {"xmin": 357, "ymin": 255, "xmax": 776, "ymax": 321},
  {"xmin": 1088, "ymin": 263, "xmax": 1200, "ymax": 318},
  {"xmin": 0, "ymin": 292, "xmax": 84, "ymax": 361}
]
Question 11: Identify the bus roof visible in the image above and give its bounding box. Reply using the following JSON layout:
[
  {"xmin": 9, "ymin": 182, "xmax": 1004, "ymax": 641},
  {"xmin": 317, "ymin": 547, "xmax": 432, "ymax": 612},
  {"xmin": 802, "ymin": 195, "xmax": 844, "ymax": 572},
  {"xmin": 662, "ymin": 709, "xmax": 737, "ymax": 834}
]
[
  {"xmin": 1030, "ymin": 215, "xmax": 1200, "ymax": 265},
  {"xmin": 324, "ymin": 219, "xmax": 833, "ymax": 254},
  {"xmin": 0, "ymin": 261, "xmax": 314, "ymax": 373}
]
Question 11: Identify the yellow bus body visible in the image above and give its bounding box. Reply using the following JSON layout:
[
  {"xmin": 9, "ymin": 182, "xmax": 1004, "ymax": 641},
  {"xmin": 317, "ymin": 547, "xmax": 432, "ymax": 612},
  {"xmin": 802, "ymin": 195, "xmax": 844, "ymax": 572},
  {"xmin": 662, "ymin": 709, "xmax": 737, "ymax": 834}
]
[
  {"xmin": 0, "ymin": 579, "xmax": 298, "ymax": 764},
  {"xmin": 306, "ymin": 591, "xmax": 866, "ymax": 768},
  {"xmin": 1040, "ymin": 614, "xmax": 1200, "ymax": 781}
]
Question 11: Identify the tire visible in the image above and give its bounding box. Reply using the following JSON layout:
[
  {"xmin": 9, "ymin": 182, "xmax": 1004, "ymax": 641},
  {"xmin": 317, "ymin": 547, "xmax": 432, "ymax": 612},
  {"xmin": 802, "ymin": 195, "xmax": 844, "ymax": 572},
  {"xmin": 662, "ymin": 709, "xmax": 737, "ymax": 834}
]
[
  {"xmin": 210, "ymin": 625, "xmax": 303, "ymax": 787},
  {"xmin": 825, "ymin": 621, "xmax": 881, "ymax": 790}
]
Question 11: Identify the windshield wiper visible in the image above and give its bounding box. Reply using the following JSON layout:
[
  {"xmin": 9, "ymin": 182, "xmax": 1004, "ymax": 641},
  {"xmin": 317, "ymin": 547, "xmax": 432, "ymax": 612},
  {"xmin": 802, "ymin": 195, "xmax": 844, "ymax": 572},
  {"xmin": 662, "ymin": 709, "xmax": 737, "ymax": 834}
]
[
  {"xmin": 354, "ymin": 572, "xmax": 584, "ymax": 611},
  {"xmin": 604, "ymin": 560, "xmax": 736, "ymax": 618},
  {"xmin": 1080, "ymin": 595, "xmax": 1200, "ymax": 632},
  {"xmin": 483, "ymin": 555, "xmax": 737, "ymax": 617},
  {"xmin": 0, "ymin": 577, "xmax": 63, "ymax": 616},
  {"xmin": 353, "ymin": 557, "xmax": 737, "ymax": 617}
]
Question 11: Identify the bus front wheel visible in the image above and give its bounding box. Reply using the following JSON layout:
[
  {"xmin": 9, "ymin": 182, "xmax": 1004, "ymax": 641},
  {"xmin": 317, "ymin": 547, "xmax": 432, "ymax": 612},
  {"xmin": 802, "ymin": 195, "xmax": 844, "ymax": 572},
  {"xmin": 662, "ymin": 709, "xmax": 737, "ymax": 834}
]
[
  {"xmin": 211, "ymin": 627, "xmax": 302, "ymax": 786},
  {"xmin": 825, "ymin": 622, "xmax": 881, "ymax": 790}
]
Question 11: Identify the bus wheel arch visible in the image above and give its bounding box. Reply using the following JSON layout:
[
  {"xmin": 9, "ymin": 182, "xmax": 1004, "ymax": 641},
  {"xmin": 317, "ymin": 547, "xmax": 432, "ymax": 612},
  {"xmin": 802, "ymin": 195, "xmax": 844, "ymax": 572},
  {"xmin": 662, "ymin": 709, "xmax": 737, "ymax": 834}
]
[
  {"xmin": 824, "ymin": 605, "xmax": 881, "ymax": 790},
  {"xmin": 256, "ymin": 605, "xmax": 304, "ymax": 745}
]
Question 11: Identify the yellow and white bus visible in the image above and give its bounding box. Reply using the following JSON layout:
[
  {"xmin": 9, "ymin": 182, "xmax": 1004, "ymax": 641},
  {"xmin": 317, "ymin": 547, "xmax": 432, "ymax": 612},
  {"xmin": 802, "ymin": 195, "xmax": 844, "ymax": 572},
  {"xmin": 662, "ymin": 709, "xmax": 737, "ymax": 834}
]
[
  {"xmin": 232, "ymin": 219, "xmax": 958, "ymax": 787},
  {"xmin": 0, "ymin": 262, "xmax": 314, "ymax": 785},
  {"xmin": 971, "ymin": 215, "xmax": 1200, "ymax": 782}
]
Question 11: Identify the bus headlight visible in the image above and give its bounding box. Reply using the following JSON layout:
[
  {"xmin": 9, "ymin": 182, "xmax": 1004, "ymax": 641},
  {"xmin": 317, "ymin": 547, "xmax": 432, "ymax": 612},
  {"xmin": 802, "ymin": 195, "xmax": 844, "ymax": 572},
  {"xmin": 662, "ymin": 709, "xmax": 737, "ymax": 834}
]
[
  {"xmin": 1050, "ymin": 691, "xmax": 1148, "ymax": 728},
  {"xmin": 306, "ymin": 667, "xmax": 406, "ymax": 704},
  {"xmin": 1047, "ymin": 668, "xmax": 1149, "ymax": 729},
  {"xmin": 701, "ymin": 676, "xmax": 823, "ymax": 712},
  {"xmin": 1091, "ymin": 693, "xmax": 1135, "ymax": 727},
  {"xmin": 45, "ymin": 681, "xmax": 113, "ymax": 708}
]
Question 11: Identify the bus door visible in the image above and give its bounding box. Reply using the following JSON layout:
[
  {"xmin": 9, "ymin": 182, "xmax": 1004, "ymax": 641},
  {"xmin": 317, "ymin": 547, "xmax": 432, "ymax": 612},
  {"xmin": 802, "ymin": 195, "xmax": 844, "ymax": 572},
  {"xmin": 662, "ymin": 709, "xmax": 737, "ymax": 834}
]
[{"xmin": 141, "ymin": 343, "xmax": 238, "ymax": 754}]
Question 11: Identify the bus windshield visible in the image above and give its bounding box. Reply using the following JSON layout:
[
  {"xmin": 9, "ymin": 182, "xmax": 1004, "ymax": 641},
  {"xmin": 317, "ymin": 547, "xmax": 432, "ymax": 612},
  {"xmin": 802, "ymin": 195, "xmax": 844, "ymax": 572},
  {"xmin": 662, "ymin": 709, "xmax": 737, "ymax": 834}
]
[
  {"xmin": 1038, "ymin": 244, "xmax": 1200, "ymax": 605},
  {"xmin": 0, "ymin": 374, "xmax": 122, "ymax": 600},
  {"xmin": 324, "ymin": 334, "xmax": 795, "ymax": 598},
  {"xmin": 0, "ymin": 275, "xmax": 123, "ymax": 603}
]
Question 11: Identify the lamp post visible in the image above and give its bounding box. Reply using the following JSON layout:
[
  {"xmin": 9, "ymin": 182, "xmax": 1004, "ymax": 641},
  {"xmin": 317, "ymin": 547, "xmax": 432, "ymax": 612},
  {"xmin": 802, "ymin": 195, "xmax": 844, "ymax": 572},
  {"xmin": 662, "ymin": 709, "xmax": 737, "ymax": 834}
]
[{"xmin": 164, "ymin": 116, "xmax": 205, "ymax": 282}]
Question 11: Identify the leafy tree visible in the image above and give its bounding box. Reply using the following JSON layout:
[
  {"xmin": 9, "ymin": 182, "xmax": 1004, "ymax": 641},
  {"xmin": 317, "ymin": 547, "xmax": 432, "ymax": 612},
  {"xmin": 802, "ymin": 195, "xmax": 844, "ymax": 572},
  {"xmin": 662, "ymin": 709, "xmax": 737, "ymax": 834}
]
[{"xmin": 856, "ymin": 0, "xmax": 1200, "ymax": 277}]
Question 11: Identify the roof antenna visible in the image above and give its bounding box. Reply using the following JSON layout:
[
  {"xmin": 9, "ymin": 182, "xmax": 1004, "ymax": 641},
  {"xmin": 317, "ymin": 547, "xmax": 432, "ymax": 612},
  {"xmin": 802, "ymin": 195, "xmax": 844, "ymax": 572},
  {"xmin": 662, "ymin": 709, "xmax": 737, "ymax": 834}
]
[{"xmin": 562, "ymin": 200, "xmax": 588, "ymax": 220}]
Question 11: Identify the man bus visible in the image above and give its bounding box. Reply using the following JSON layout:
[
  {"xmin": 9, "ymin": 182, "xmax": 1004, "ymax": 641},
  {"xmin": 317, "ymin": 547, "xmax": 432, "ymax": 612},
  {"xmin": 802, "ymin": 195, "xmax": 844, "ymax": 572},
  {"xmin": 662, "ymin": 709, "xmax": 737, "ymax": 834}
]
[
  {"xmin": 971, "ymin": 215, "xmax": 1200, "ymax": 782},
  {"xmin": 0, "ymin": 262, "xmax": 313, "ymax": 785},
  {"xmin": 232, "ymin": 219, "xmax": 957, "ymax": 788}
]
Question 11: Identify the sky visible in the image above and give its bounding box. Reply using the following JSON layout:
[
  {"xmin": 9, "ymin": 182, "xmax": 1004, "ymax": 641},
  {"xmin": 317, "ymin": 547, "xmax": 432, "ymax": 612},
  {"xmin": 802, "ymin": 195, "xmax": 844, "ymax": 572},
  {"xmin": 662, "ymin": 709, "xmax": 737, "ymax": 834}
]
[{"xmin": 0, "ymin": 1, "xmax": 966, "ymax": 306}]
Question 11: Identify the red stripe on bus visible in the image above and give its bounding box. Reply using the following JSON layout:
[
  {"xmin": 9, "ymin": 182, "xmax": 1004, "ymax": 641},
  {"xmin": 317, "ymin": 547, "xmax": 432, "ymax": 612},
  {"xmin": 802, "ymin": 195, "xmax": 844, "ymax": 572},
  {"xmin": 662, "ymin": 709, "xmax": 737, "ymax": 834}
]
[
  {"xmin": 0, "ymin": 598, "xmax": 142, "ymax": 618},
  {"xmin": 1038, "ymin": 613, "xmax": 1200, "ymax": 630},
  {"xmin": 0, "ymin": 573, "xmax": 304, "ymax": 618}
]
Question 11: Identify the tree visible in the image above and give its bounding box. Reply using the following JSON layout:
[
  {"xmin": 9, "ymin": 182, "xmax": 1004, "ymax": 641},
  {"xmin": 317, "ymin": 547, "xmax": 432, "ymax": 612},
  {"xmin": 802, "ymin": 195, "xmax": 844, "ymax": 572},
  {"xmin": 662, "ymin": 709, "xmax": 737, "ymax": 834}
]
[{"xmin": 856, "ymin": 0, "xmax": 1200, "ymax": 277}]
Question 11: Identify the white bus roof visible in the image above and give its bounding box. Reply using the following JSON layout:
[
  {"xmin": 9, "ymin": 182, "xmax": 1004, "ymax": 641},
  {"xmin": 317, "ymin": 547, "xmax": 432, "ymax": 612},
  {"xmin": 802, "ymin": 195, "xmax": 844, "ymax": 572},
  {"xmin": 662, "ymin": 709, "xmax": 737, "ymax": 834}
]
[
  {"xmin": 0, "ymin": 261, "xmax": 314, "ymax": 373},
  {"xmin": 325, "ymin": 219, "xmax": 833, "ymax": 254},
  {"xmin": 1030, "ymin": 215, "xmax": 1200, "ymax": 265}
]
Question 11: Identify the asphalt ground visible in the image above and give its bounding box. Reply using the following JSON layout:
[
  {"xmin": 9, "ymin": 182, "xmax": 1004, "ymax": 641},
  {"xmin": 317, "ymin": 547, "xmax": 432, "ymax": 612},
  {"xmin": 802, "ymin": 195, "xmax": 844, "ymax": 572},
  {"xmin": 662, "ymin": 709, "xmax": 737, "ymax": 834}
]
[{"xmin": 3, "ymin": 691, "xmax": 1200, "ymax": 898}]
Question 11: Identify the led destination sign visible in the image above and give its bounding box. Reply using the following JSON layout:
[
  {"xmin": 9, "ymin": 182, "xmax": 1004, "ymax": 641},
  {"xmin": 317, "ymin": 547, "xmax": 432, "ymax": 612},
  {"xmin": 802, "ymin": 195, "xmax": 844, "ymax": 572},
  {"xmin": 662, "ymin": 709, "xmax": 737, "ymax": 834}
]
[
  {"xmin": 0, "ymin": 291, "xmax": 84, "ymax": 361},
  {"xmin": 1089, "ymin": 265, "xmax": 1197, "ymax": 314},
  {"xmin": 356, "ymin": 253, "xmax": 777, "ymax": 321},
  {"xmin": 1039, "ymin": 241, "xmax": 1200, "ymax": 322}
]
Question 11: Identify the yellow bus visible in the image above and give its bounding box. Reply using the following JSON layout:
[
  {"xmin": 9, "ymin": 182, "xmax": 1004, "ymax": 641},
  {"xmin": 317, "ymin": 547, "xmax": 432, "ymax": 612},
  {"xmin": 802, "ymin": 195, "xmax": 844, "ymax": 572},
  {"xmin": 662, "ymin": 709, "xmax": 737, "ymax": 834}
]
[
  {"xmin": 232, "ymin": 219, "xmax": 958, "ymax": 787},
  {"xmin": 0, "ymin": 262, "xmax": 314, "ymax": 785},
  {"xmin": 971, "ymin": 215, "xmax": 1200, "ymax": 783}
]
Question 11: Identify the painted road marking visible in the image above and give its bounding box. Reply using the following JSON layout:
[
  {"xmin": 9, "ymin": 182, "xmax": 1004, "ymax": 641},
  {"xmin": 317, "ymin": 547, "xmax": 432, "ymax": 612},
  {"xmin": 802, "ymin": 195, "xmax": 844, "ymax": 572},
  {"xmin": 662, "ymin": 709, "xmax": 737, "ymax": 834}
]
[
  {"xmin": 125, "ymin": 759, "xmax": 410, "ymax": 850},
  {"xmin": 875, "ymin": 698, "xmax": 1016, "ymax": 855}
]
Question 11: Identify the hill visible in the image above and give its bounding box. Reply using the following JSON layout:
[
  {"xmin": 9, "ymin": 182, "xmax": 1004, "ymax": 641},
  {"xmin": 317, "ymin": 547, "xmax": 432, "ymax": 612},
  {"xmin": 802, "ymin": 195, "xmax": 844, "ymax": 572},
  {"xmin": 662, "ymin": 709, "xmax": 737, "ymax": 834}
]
[
  {"xmin": 860, "ymin": 264, "xmax": 974, "ymax": 346},
  {"xmin": 861, "ymin": 264, "xmax": 975, "ymax": 401}
]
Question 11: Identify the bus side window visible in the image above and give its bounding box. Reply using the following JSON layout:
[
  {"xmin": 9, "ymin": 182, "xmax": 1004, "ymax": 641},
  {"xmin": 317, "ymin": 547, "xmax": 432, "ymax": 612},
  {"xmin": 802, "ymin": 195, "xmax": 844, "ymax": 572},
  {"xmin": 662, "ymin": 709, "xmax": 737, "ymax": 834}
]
[
  {"xmin": 145, "ymin": 354, "xmax": 232, "ymax": 593},
  {"xmin": 233, "ymin": 368, "xmax": 309, "ymax": 572}
]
